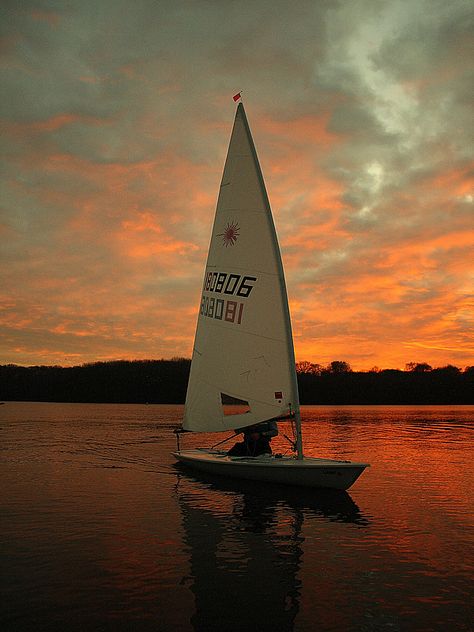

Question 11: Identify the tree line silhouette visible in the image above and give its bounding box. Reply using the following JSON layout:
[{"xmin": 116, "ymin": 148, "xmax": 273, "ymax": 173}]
[{"xmin": 0, "ymin": 359, "xmax": 472, "ymax": 404}]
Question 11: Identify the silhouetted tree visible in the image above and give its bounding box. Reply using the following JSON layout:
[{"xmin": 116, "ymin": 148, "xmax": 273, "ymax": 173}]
[
  {"xmin": 405, "ymin": 362, "xmax": 432, "ymax": 372},
  {"xmin": 296, "ymin": 361, "xmax": 322, "ymax": 375},
  {"xmin": 327, "ymin": 360, "xmax": 352, "ymax": 373},
  {"xmin": 434, "ymin": 365, "xmax": 460, "ymax": 375}
]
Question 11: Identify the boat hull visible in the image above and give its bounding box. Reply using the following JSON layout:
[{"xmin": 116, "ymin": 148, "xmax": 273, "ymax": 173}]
[{"xmin": 173, "ymin": 449, "xmax": 369, "ymax": 491}]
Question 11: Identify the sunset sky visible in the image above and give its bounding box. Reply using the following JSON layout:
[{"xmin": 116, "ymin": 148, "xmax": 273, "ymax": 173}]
[{"xmin": 1, "ymin": 0, "xmax": 473, "ymax": 370}]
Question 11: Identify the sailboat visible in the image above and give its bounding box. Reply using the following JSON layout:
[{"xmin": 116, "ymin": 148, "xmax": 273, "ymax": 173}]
[{"xmin": 173, "ymin": 99, "xmax": 369, "ymax": 491}]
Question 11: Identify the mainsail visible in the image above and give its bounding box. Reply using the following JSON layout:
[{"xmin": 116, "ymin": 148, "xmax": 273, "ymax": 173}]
[{"xmin": 183, "ymin": 103, "xmax": 299, "ymax": 433}]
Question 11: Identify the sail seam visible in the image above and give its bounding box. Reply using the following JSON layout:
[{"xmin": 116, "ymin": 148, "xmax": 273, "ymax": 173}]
[
  {"xmin": 197, "ymin": 318, "xmax": 287, "ymax": 343},
  {"xmin": 205, "ymin": 265, "xmax": 280, "ymax": 276}
]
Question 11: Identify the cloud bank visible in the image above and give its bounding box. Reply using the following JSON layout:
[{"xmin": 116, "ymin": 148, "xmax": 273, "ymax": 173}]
[{"xmin": 1, "ymin": 0, "xmax": 472, "ymax": 369}]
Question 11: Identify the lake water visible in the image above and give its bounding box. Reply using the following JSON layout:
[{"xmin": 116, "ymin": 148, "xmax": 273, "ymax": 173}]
[{"xmin": 1, "ymin": 403, "xmax": 473, "ymax": 631}]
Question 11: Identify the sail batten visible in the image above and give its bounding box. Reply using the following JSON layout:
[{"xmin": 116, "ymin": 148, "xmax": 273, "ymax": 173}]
[{"xmin": 183, "ymin": 102, "xmax": 300, "ymax": 434}]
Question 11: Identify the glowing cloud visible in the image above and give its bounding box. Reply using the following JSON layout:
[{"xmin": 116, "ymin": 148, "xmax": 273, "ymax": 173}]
[{"xmin": 1, "ymin": 0, "xmax": 472, "ymax": 369}]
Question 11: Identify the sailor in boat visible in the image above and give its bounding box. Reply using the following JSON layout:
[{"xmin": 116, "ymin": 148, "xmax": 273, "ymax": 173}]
[{"xmin": 227, "ymin": 420, "xmax": 278, "ymax": 457}]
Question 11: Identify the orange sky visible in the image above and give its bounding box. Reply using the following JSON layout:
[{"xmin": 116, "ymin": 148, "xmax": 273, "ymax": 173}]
[{"xmin": 1, "ymin": 1, "xmax": 473, "ymax": 370}]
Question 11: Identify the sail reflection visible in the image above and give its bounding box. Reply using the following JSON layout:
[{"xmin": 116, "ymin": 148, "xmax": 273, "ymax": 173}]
[{"xmin": 175, "ymin": 467, "xmax": 367, "ymax": 631}]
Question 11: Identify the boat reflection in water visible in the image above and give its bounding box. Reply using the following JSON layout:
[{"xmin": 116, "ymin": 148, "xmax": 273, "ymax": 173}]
[{"xmin": 175, "ymin": 465, "xmax": 368, "ymax": 632}]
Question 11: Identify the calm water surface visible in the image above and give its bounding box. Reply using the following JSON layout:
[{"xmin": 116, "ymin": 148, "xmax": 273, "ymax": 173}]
[{"xmin": 1, "ymin": 403, "xmax": 473, "ymax": 631}]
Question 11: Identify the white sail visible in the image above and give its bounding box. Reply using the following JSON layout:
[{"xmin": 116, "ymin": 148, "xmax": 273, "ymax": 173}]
[{"xmin": 183, "ymin": 103, "xmax": 299, "ymax": 433}]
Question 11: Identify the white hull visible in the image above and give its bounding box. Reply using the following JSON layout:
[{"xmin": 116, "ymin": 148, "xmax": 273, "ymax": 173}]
[{"xmin": 173, "ymin": 449, "xmax": 369, "ymax": 491}]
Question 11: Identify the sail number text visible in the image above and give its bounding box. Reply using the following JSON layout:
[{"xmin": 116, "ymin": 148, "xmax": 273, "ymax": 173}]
[
  {"xmin": 200, "ymin": 296, "xmax": 244, "ymax": 324},
  {"xmin": 204, "ymin": 272, "xmax": 257, "ymax": 297},
  {"xmin": 200, "ymin": 272, "xmax": 257, "ymax": 325}
]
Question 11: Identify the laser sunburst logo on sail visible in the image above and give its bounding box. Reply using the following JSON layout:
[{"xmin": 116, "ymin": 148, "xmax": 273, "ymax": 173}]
[{"xmin": 218, "ymin": 221, "xmax": 240, "ymax": 247}]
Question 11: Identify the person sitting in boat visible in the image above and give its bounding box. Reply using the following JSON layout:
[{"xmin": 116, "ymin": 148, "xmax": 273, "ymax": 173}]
[{"xmin": 227, "ymin": 420, "xmax": 278, "ymax": 456}]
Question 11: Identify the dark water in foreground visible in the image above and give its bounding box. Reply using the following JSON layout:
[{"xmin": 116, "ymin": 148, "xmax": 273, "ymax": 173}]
[{"xmin": 1, "ymin": 403, "xmax": 473, "ymax": 632}]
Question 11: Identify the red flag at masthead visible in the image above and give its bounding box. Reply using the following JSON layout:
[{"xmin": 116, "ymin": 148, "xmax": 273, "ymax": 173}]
[{"xmin": 233, "ymin": 92, "xmax": 242, "ymax": 102}]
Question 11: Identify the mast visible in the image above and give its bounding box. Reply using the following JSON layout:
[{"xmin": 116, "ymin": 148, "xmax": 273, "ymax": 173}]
[
  {"xmin": 238, "ymin": 103, "xmax": 304, "ymax": 459},
  {"xmin": 295, "ymin": 411, "xmax": 303, "ymax": 460}
]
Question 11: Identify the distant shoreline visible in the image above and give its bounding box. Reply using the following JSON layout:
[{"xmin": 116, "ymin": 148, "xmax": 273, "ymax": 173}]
[
  {"xmin": 1, "ymin": 402, "xmax": 473, "ymax": 408},
  {"xmin": 1, "ymin": 359, "xmax": 472, "ymax": 405}
]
